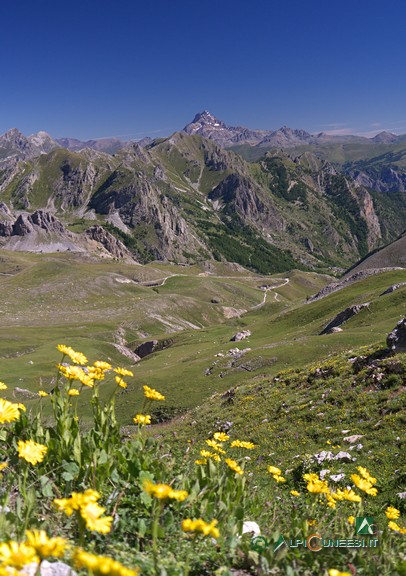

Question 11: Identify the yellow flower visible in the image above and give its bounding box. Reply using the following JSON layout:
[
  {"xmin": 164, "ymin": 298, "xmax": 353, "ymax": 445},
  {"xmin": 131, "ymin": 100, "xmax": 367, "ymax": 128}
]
[
  {"xmin": 225, "ymin": 458, "xmax": 244, "ymax": 475},
  {"xmin": 25, "ymin": 530, "xmax": 67, "ymax": 559},
  {"xmin": 304, "ymin": 473, "xmax": 329, "ymax": 494},
  {"xmin": 0, "ymin": 399, "xmax": 21, "ymax": 424},
  {"xmin": 57, "ymin": 344, "xmax": 88, "ymax": 365},
  {"xmin": 68, "ymin": 389, "xmax": 80, "ymax": 396},
  {"xmin": 114, "ymin": 367, "xmax": 134, "ymax": 377},
  {"xmin": 38, "ymin": 390, "xmax": 48, "ymax": 397},
  {"xmin": 80, "ymin": 503, "xmax": 113, "ymax": 534},
  {"xmin": 230, "ymin": 440, "xmax": 256, "ymax": 449},
  {"xmin": 86, "ymin": 366, "xmax": 105, "ymax": 381},
  {"xmin": 307, "ymin": 519, "xmax": 317, "ymax": 527},
  {"xmin": 0, "ymin": 462, "xmax": 8, "ymax": 471},
  {"xmin": 205, "ymin": 439, "xmax": 226, "ymax": 454},
  {"xmin": 290, "ymin": 490, "xmax": 300, "ymax": 497},
  {"xmin": 213, "ymin": 432, "xmax": 229, "ymax": 442},
  {"xmin": 385, "ymin": 506, "xmax": 401, "ymax": 520},
  {"xmin": 143, "ymin": 385, "xmax": 165, "ymax": 401},
  {"xmin": 115, "ymin": 376, "xmax": 127, "ymax": 389},
  {"xmin": 182, "ymin": 518, "xmax": 220, "ymax": 539},
  {"xmin": 268, "ymin": 466, "xmax": 282, "ymax": 475},
  {"xmin": 273, "ymin": 474, "xmax": 286, "ymax": 483},
  {"xmin": 351, "ymin": 474, "xmax": 378, "ymax": 496},
  {"xmin": 54, "ymin": 489, "xmax": 100, "ymax": 516},
  {"xmin": 195, "ymin": 459, "xmax": 207, "ymax": 465},
  {"xmin": 18, "ymin": 440, "xmax": 47, "ymax": 465},
  {"xmin": 333, "ymin": 489, "xmax": 361, "ymax": 503},
  {"xmin": 72, "ymin": 549, "xmax": 139, "ymax": 576},
  {"xmin": 133, "ymin": 414, "xmax": 151, "ymax": 425},
  {"xmin": 328, "ymin": 570, "xmax": 351, "ymax": 576},
  {"xmin": 143, "ymin": 480, "xmax": 188, "ymax": 501},
  {"xmin": 388, "ymin": 521, "xmax": 406, "ymax": 534},
  {"xmin": 18, "ymin": 403, "xmax": 26, "ymax": 412},
  {"xmin": 0, "ymin": 541, "xmax": 39, "ymax": 569},
  {"xmin": 57, "ymin": 365, "xmax": 94, "ymax": 387},
  {"xmin": 0, "ymin": 382, "xmax": 7, "ymax": 390},
  {"xmin": 326, "ymin": 493, "xmax": 337, "ymax": 509},
  {"xmin": 357, "ymin": 466, "xmax": 377, "ymax": 484},
  {"xmin": 94, "ymin": 361, "xmax": 112, "ymax": 371},
  {"xmin": 348, "ymin": 516, "xmax": 355, "ymax": 525}
]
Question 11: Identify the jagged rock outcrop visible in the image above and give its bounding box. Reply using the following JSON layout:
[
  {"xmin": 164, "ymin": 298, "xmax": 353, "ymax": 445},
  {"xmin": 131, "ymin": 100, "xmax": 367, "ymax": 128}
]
[
  {"xmin": 12, "ymin": 215, "xmax": 34, "ymax": 236},
  {"xmin": 85, "ymin": 225, "xmax": 135, "ymax": 261},
  {"xmin": 29, "ymin": 210, "xmax": 66, "ymax": 234},
  {"xmin": 387, "ymin": 318, "xmax": 406, "ymax": 353},
  {"xmin": 381, "ymin": 283, "xmax": 406, "ymax": 296},
  {"xmin": 320, "ymin": 303, "xmax": 371, "ymax": 335},
  {"xmin": 0, "ymin": 221, "xmax": 13, "ymax": 236}
]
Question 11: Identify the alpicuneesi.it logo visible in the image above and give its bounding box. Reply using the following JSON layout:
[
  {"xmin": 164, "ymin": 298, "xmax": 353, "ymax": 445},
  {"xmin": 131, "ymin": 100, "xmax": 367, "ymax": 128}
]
[{"xmin": 250, "ymin": 517, "xmax": 378, "ymax": 553}]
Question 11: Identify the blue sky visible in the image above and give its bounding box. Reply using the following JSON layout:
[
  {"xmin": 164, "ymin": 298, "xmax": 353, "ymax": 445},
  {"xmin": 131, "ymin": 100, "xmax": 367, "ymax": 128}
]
[{"xmin": 1, "ymin": 0, "xmax": 406, "ymax": 140}]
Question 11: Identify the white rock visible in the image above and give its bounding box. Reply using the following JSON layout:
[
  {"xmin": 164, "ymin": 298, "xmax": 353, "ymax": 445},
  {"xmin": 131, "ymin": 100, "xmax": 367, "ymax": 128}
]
[
  {"xmin": 343, "ymin": 435, "xmax": 364, "ymax": 443},
  {"xmin": 21, "ymin": 562, "xmax": 76, "ymax": 576},
  {"xmin": 242, "ymin": 521, "xmax": 261, "ymax": 536},
  {"xmin": 330, "ymin": 473, "xmax": 345, "ymax": 482}
]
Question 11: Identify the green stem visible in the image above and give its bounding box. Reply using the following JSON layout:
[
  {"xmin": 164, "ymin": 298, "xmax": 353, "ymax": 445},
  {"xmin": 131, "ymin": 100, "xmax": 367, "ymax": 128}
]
[{"xmin": 152, "ymin": 501, "xmax": 162, "ymax": 575}]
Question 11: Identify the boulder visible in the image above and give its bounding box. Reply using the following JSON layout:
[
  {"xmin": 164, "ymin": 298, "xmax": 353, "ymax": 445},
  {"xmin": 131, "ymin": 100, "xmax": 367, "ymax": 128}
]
[
  {"xmin": 326, "ymin": 326, "xmax": 343, "ymax": 334},
  {"xmin": 387, "ymin": 317, "xmax": 406, "ymax": 353},
  {"xmin": 380, "ymin": 283, "xmax": 406, "ymax": 296},
  {"xmin": 135, "ymin": 340, "xmax": 159, "ymax": 358},
  {"xmin": 0, "ymin": 221, "xmax": 13, "ymax": 237},
  {"xmin": 231, "ymin": 330, "xmax": 251, "ymax": 342}
]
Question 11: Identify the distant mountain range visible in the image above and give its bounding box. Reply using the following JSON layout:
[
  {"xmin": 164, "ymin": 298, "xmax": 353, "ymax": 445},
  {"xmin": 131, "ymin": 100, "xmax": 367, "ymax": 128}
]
[
  {"xmin": 1, "ymin": 113, "xmax": 406, "ymax": 274},
  {"xmin": 2, "ymin": 111, "xmax": 406, "ymax": 164}
]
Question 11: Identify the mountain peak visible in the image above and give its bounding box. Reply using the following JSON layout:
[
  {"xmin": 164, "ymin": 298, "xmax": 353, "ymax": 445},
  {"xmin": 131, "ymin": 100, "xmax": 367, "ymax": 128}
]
[{"xmin": 371, "ymin": 131, "xmax": 398, "ymax": 144}]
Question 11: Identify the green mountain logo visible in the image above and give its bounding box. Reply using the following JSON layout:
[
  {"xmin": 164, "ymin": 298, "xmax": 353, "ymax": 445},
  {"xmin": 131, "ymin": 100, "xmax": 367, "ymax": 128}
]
[
  {"xmin": 355, "ymin": 517, "xmax": 377, "ymax": 535},
  {"xmin": 273, "ymin": 535, "xmax": 287, "ymax": 552}
]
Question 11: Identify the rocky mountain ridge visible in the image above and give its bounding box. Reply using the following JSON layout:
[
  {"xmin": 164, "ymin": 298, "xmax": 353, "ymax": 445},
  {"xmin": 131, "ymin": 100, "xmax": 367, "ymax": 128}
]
[{"xmin": 1, "ymin": 128, "xmax": 405, "ymax": 273}]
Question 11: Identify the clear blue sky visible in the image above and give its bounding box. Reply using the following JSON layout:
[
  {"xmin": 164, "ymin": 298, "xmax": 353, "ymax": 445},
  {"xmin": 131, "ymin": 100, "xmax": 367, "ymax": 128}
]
[{"xmin": 1, "ymin": 0, "xmax": 406, "ymax": 140}]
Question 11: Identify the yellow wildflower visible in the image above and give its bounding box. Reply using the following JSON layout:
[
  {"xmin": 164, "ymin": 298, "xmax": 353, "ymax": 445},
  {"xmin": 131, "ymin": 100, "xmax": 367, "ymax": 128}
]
[
  {"xmin": 195, "ymin": 459, "xmax": 207, "ymax": 465},
  {"xmin": 205, "ymin": 439, "xmax": 226, "ymax": 454},
  {"xmin": 57, "ymin": 365, "xmax": 94, "ymax": 387},
  {"xmin": 328, "ymin": 570, "xmax": 351, "ymax": 576},
  {"xmin": 143, "ymin": 385, "xmax": 165, "ymax": 401},
  {"xmin": 68, "ymin": 389, "xmax": 80, "ymax": 396},
  {"xmin": 348, "ymin": 516, "xmax": 355, "ymax": 525},
  {"xmin": 18, "ymin": 403, "xmax": 26, "ymax": 412},
  {"xmin": 182, "ymin": 518, "xmax": 220, "ymax": 539},
  {"xmin": 225, "ymin": 458, "xmax": 244, "ymax": 475},
  {"xmin": 25, "ymin": 530, "xmax": 67, "ymax": 559},
  {"xmin": 94, "ymin": 361, "xmax": 112, "ymax": 371},
  {"xmin": 388, "ymin": 521, "xmax": 406, "ymax": 534},
  {"xmin": 54, "ymin": 489, "xmax": 100, "ymax": 516},
  {"xmin": 385, "ymin": 506, "xmax": 401, "ymax": 520},
  {"xmin": 38, "ymin": 390, "xmax": 48, "ymax": 397},
  {"xmin": 18, "ymin": 440, "xmax": 47, "ymax": 465},
  {"xmin": 0, "ymin": 462, "xmax": 8, "ymax": 471},
  {"xmin": 304, "ymin": 474, "xmax": 329, "ymax": 494},
  {"xmin": 80, "ymin": 503, "xmax": 113, "ymax": 534},
  {"xmin": 0, "ymin": 399, "xmax": 21, "ymax": 424},
  {"xmin": 333, "ymin": 488, "xmax": 361, "ymax": 503},
  {"xmin": 268, "ymin": 466, "xmax": 282, "ymax": 475},
  {"xmin": 326, "ymin": 493, "xmax": 336, "ymax": 509},
  {"xmin": 0, "ymin": 382, "xmax": 7, "ymax": 390},
  {"xmin": 115, "ymin": 376, "xmax": 127, "ymax": 389},
  {"xmin": 230, "ymin": 440, "xmax": 256, "ymax": 449},
  {"xmin": 0, "ymin": 541, "xmax": 38, "ymax": 569},
  {"xmin": 351, "ymin": 474, "xmax": 378, "ymax": 496},
  {"xmin": 114, "ymin": 367, "xmax": 134, "ymax": 377},
  {"xmin": 290, "ymin": 490, "xmax": 300, "ymax": 497},
  {"xmin": 357, "ymin": 466, "xmax": 377, "ymax": 484},
  {"xmin": 57, "ymin": 345, "xmax": 88, "ymax": 365},
  {"xmin": 72, "ymin": 549, "xmax": 139, "ymax": 576},
  {"xmin": 133, "ymin": 414, "xmax": 151, "ymax": 425},
  {"xmin": 143, "ymin": 480, "xmax": 188, "ymax": 501},
  {"xmin": 303, "ymin": 473, "xmax": 319, "ymax": 482},
  {"xmin": 272, "ymin": 474, "xmax": 286, "ymax": 483},
  {"xmin": 86, "ymin": 366, "xmax": 105, "ymax": 381},
  {"xmin": 213, "ymin": 432, "xmax": 229, "ymax": 442}
]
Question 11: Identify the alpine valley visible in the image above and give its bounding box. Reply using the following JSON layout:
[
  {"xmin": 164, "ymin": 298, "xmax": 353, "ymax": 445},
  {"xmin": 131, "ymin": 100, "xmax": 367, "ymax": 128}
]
[{"xmin": 1, "ymin": 113, "xmax": 406, "ymax": 576}]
